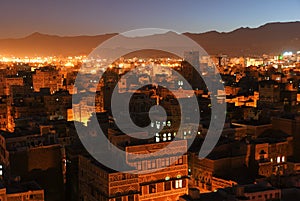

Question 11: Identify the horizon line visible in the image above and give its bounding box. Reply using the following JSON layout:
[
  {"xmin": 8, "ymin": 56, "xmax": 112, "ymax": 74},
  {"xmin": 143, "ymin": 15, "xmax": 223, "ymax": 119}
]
[{"xmin": 1, "ymin": 20, "xmax": 299, "ymax": 40}]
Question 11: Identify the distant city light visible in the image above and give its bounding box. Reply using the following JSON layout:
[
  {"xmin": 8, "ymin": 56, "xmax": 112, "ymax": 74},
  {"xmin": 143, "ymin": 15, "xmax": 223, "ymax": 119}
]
[{"xmin": 283, "ymin": 51, "xmax": 293, "ymax": 56}]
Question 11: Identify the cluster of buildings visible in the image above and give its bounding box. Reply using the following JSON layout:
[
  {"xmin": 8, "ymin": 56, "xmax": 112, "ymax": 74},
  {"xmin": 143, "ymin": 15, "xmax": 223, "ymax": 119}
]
[{"xmin": 0, "ymin": 50, "xmax": 299, "ymax": 201}]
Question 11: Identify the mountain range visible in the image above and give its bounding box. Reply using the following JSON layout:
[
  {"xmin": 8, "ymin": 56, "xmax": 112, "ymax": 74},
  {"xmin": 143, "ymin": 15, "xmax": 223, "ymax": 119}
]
[{"xmin": 0, "ymin": 22, "xmax": 299, "ymax": 57}]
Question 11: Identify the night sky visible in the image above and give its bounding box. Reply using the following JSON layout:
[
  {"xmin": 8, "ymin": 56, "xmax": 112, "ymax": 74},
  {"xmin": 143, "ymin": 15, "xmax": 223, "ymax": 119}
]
[{"xmin": 0, "ymin": 0, "xmax": 299, "ymax": 38}]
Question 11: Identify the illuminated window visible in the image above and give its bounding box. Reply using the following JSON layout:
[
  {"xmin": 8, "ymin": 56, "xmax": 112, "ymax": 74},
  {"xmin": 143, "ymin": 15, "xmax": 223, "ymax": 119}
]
[
  {"xmin": 282, "ymin": 156, "xmax": 285, "ymax": 162},
  {"xmin": 155, "ymin": 137, "xmax": 160, "ymax": 143},
  {"xmin": 167, "ymin": 121, "xmax": 171, "ymax": 127},
  {"xmin": 168, "ymin": 133, "xmax": 172, "ymax": 141},
  {"xmin": 174, "ymin": 180, "xmax": 182, "ymax": 188},
  {"xmin": 163, "ymin": 133, "xmax": 167, "ymax": 141},
  {"xmin": 277, "ymin": 156, "xmax": 281, "ymax": 163},
  {"xmin": 156, "ymin": 122, "xmax": 160, "ymax": 129}
]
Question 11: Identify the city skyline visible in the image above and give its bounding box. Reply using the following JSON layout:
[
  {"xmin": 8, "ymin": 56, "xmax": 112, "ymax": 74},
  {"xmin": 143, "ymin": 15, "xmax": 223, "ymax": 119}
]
[{"xmin": 1, "ymin": 1, "xmax": 300, "ymax": 201}]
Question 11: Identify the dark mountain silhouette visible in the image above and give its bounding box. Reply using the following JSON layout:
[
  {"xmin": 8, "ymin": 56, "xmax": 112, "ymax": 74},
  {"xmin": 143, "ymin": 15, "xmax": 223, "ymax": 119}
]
[
  {"xmin": 0, "ymin": 32, "xmax": 117, "ymax": 57},
  {"xmin": 184, "ymin": 21, "xmax": 300, "ymax": 56},
  {"xmin": 0, "ymin": 21, "xmax": 299, "ymax": 57}
]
